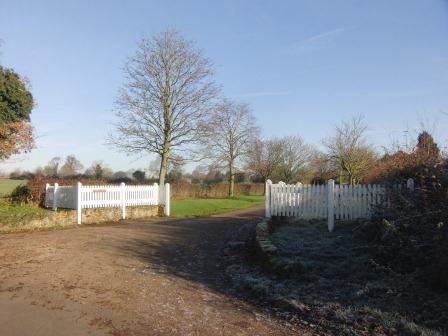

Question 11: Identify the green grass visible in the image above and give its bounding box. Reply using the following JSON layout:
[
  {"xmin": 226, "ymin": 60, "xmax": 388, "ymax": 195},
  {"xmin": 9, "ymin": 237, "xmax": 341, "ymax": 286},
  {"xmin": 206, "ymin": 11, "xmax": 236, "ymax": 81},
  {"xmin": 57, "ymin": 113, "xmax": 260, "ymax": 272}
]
[
  {"xmin": 0, "ymin": 199, "xmax": 51, "ymax": 228},
  {"xmin": 0, "ymin": 179, "xmax": 26, "ymax": 197},
  {"xmin": 171, "ymin": 195, "xmax": 264, "ymax": 217}
]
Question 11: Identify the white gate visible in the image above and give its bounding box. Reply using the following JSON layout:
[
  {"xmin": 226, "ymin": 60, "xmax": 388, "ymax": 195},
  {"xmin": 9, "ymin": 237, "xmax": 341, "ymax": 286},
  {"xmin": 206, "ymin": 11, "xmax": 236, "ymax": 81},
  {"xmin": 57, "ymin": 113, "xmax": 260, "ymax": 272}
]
[{"xmin": 265, "ymin": 179, "xmax": 414, "ymax": 231}]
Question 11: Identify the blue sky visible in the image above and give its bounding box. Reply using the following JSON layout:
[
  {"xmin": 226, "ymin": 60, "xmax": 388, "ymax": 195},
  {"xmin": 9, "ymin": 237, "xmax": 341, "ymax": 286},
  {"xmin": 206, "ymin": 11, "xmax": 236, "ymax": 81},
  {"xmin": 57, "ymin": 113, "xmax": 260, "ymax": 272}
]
[{"xmin": 1, "ymin": 0, "xmax": 447, "ymax": 173}]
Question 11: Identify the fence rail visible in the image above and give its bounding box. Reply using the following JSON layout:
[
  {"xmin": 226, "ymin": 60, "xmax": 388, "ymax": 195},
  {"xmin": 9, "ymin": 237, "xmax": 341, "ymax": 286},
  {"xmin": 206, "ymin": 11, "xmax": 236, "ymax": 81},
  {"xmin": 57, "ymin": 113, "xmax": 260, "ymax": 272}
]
[
  {"xmin": 45, "ymin": 182, "xmax": 169, "ymax": 224},
  {"xmin": 266, "ymin": 179, "xmax": 414, "ymax": 232}
]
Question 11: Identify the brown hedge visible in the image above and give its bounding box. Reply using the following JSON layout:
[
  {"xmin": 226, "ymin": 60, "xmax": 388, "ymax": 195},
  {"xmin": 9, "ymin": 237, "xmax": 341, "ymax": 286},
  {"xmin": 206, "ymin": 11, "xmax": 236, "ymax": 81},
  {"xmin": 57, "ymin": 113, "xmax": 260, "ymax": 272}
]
[
  {"xmin": 170, "ymin": 182, "xmax": 264, "ymax": 200},
  {"xmin": 11, "ymin": 176, "xmax": 264, "ymax": 205}
]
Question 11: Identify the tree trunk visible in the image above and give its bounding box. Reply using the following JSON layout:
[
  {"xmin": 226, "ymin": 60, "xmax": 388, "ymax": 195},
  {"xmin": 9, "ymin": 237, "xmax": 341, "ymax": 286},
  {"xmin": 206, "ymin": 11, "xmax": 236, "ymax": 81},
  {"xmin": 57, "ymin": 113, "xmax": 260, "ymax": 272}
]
[
  {"xmin": 158, "ymin": 143, "xmax": 170, "ymax": 186},
  {"xmin": 228, "ymin": 161, "xmax": 235, "ymax": 198}
]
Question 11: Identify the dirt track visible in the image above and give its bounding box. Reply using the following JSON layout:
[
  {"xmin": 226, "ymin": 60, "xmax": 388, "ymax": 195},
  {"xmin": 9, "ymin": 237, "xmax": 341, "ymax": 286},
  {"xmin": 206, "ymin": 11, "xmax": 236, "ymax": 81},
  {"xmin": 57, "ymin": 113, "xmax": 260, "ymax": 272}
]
[{"xmin": 0, "ymin": 206, "xmax": 303, "ymax": 336}]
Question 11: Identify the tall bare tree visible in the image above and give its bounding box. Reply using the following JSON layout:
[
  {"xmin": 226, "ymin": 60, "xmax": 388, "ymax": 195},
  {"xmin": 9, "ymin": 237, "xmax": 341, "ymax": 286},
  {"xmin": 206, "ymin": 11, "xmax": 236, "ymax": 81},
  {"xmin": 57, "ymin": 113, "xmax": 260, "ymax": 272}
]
[
  {"xmin": 274, "ymin": 135, "xmax": 313, "ymax": 183},
  {"xmin": 202, "ymin": 99, "xmax": 259, "ymax": 197},
  {"xmin": 59, "ymin": 155, "xmax": 84, "ymax": 177},
  {"xmin": 108, "ymin": 30, "xmax": 218, "ymax": 186},
  {"xmin": 246, "ymin": 138, "xmax": 283, "ymax": 184},
  {"xmin": 43, "ymin": 156, "xmax": 61, "ymax": 177},
  {"xmin": 309, "ymin": 150, "xmax": 337, "ymax": 183},
  {"xmin": 324, "ymin": 115, "xmax": 376, "ymax": 184}
]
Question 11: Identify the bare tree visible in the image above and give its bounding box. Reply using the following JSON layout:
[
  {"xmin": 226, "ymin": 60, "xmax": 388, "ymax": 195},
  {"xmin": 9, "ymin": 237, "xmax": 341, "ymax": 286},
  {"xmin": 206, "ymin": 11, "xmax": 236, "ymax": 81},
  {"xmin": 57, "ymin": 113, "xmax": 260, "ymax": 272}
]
[
  {"xmin": 107, "ymin": 29, "xmax": 218, "ymax": 186},
  {"xmin": 274, "ymin": 135, "xmax": 313, "ymax": 183},
  {"xmin": 43, "ymin": 156, "xmax": 61, "ymax": 177},
  {"xmin": 324, "ymin": 115, "xmax": 377, "ymax": 184},
  {"xmin": 245, "ymin": 137, "xmax": 283, "ymax": 184},
  {"xmin": 309, "ymin": 150, "xmax": 338, "ymax": 183},
  {"xmin": 85, "ymin": 161, "xmax": 113, "ymax": 179},
  {"xmin": 59, "ymin": 155, "xmax": 84, "ymax": 177},
  {"xmin": 202, "ymin": 99, "xmax": 259, "ymax": 197}
]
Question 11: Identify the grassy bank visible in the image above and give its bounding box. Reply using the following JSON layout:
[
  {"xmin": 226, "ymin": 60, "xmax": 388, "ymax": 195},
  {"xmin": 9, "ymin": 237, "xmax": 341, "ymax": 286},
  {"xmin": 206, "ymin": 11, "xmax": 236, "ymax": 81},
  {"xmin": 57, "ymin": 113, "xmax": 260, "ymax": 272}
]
[
  {"xmin": 0, "ymin": 179, "xmax": 25, "ymax": 197},
  {"xmin": 229, "ymin": 218, "xmax": 447, "ymax": 335},
  {"xmin": 0, "ymin": 199, "xmax": 53, "ymax": 231},
  {"xmin": 171, "ymin": 195, "xmax": 264, "ymax": 217}
]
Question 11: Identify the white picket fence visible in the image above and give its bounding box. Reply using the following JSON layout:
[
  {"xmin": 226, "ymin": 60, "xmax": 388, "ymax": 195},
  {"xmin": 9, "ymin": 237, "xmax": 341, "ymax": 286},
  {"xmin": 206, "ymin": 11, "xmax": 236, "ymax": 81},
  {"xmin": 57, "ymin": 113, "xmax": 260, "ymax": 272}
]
[
  {"xmin": 45, "ymin": 182, "xmax": 170, "ymax": 224},
  {"xmin": 265, "ymin": 179, "xmax": 414, "ymax": 231}
]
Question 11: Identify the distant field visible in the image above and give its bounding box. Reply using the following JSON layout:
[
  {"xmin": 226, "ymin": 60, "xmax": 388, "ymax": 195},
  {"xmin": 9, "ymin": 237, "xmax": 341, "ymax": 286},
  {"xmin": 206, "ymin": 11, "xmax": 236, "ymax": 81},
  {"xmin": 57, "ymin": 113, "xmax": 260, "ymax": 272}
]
[
  {"xmin": 171, "ymin": 195, "xmax": 264, "ymax": 217},
  {"xmin": 0, "ymin": 179, "xmax": 26, "ymax": 197}
]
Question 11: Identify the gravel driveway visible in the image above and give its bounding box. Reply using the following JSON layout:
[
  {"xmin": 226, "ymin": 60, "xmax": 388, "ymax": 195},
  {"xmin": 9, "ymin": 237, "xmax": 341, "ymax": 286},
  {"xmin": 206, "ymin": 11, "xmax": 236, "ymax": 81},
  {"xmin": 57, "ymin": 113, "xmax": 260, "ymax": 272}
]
[{"xmin": 0, "ymin": 206, "xmax": 303, "ymax": 336}]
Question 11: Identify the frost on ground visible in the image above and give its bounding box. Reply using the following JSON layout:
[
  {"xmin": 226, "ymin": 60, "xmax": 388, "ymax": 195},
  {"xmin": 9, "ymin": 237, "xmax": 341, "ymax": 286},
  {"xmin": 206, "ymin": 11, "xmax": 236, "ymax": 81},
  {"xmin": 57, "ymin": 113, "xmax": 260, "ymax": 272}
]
[{"xmin": 223, "ymin": 219, "xmax": 448, "ymax": 336}]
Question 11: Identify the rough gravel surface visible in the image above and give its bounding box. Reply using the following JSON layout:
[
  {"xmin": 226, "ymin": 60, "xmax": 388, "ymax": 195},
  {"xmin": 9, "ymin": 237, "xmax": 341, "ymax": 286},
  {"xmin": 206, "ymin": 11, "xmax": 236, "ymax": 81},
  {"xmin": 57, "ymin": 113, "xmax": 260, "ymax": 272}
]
[{"xmin": 0, "ymin": 206, "xmax": 309, "ymax": 336}]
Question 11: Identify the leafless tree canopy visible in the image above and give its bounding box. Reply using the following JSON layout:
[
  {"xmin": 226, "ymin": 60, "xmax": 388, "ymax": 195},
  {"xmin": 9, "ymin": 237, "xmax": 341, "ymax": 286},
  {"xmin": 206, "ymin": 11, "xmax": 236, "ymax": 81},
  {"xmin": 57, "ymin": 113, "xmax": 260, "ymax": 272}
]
[
  {"xmin": 59, "ymin": 155, "xmax": 84, "ymax": 177},
  {"xmin": 245, "ymin": 138, "xmax": 283, "ymax": 182},
  {"xmin": 275, "ymin": 135, "xmax": 313, "ymax": 183},
  {"xmin": 107, "ymin": 29, "xmax": 218, "ymax": 185},
  {"xmin": 202, "ymin": 99, "xmax": 259, "ymax": 196},
  {"xmin": 324, "ymin": 115, "xmax": 376, "ymax": 184}
]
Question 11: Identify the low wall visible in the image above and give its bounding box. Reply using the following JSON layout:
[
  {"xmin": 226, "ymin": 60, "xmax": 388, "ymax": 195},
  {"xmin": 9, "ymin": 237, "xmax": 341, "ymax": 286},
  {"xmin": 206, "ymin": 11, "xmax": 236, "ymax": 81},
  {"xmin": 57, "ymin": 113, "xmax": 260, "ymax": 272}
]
[
  {"xmin": 81, "ymin": 205, "xmax": 161, "ymax": 224},
  {"xmin": 1, "ymin": 205, "xmax": 163, "ymax": 233}
]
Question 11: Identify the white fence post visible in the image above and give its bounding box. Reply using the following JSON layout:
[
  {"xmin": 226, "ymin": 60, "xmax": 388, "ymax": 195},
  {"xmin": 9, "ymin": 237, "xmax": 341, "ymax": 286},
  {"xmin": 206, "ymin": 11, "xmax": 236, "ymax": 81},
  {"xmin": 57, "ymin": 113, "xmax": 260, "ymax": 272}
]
[
  {"xmin": 45, "ymin": 183, "xmax": 49, "ymax": 208},
  {"xmin": 77, "ymin": 182, "xmax": 82, "ymax": 224},
  {"xmin": 164, "ymin": 183, "xmax": 170, "ymax": 216},
  {"xmin": 52, "ymin": 183, "xmax": 59, "ymax": 211},
  {"xmin": 265, "ymin": 179, "xmax": 272, "ymax": 217},
  {"xmin": 407, "ymin": 178, "xmax": 414, "ymax": 191},
  {"xmin": 327, "ymin": 179, "xmax": 335, "ymax": 232},
  {"xmin": 120, "ymin": 182, "xmax": 126, "ymax": 219}
]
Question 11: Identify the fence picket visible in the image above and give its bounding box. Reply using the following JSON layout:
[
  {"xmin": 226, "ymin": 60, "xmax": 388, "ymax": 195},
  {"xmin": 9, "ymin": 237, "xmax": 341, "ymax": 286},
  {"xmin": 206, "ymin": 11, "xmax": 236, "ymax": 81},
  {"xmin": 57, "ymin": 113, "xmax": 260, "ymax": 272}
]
[
  {"xmin": 264, "ymin": 179, "xmax": 413, "ymax": 231},
  {"xmin": 45, "ymin": 183, "xmax": 165, "ymax": 224}
]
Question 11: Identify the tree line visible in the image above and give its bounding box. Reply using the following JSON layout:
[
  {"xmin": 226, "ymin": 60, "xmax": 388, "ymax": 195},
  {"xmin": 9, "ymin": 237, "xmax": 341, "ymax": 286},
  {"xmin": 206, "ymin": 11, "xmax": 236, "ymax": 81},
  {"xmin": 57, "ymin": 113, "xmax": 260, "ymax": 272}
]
[
  {"xmin": 1, "ymin": 29, "xmax": 444, "ymax": 198},
  {"xmin": 105, "ymin": 29, "xmax": 381, "ymax": 197}
]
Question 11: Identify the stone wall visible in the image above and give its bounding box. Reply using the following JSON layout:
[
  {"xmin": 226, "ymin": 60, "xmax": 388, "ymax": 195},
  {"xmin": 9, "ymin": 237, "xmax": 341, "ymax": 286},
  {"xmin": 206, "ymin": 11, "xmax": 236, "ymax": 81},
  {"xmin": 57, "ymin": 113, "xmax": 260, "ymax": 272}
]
[
  {"xmin": 1, "ymin": 205, "xmax": 164, "ymax": 233},
  {"xmin": 81, "ymin": 205, "xmax": 162, "ymax": 224}
]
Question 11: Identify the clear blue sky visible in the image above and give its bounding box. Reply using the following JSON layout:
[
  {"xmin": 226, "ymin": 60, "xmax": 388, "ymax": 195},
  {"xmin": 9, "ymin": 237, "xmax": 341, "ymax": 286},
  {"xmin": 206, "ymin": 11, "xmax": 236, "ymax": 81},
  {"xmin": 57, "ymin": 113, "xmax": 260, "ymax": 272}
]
[{"xmin": 1, "ymin": 0, "xmax": 447, "ymax": 173}]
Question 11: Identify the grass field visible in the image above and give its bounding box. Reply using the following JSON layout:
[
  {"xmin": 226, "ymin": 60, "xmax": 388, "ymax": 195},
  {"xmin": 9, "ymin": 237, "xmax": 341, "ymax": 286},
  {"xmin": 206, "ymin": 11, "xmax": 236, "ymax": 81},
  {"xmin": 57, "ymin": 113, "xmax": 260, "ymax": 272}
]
[
  {"xmin": 171, "ymin": 195, "xmax": 264, "ymax": 217},
  {"xmin": 0, "ymin": 179, "xmax": 26, "ymax": 197}
]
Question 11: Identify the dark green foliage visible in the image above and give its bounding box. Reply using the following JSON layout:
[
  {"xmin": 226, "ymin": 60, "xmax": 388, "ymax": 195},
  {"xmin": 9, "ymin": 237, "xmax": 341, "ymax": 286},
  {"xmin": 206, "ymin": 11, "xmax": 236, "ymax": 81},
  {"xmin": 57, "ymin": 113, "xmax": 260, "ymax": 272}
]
[
  {"xmin": 0, "ymin": 66, "xmax": 33, "ymax": 124},
  {"xmin": 9, "ymin": 185, "xmax": 33, "ymax": 205},
  {"xmin": 416, "ymin": 131, "xmax": 440, "ymax": 161},
  {"xmin": 132, "ymin": 170, "xmax": 145, "ymax": 182},
  {"xmin": 93, "ymin": 163, "xmax": 104, "ymax": 179}
]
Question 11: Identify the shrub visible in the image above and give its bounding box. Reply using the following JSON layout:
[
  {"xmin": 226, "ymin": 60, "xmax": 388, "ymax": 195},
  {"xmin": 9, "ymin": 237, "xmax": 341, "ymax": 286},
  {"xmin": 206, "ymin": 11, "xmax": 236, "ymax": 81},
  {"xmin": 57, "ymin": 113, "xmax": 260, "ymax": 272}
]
[
  {"xmin": 10, "ymin": 175, "xmax": 107, "ymax": 206},
  {"xmin": 359, "ymin": 161, "xmax": 448, "ymax": 291},
  {"xmin": 10, "ymin": 185, "xmax": 33, "ymax": 205}
]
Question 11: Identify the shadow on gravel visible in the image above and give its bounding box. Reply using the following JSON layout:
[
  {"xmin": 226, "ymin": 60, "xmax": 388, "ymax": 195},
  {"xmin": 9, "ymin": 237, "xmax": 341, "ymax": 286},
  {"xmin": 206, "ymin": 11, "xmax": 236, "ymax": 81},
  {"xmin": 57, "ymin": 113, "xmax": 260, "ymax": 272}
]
[
  {"xmin": 97, "ymin": 207, "xmax": 307, "ymax": 330},
  {"xmin": 103, "ymin": 208, "xmax": 448, "ymax": 336},
  {"xmin": 108, "ymin": 209, "xmax": 264, "ymax": 291}
]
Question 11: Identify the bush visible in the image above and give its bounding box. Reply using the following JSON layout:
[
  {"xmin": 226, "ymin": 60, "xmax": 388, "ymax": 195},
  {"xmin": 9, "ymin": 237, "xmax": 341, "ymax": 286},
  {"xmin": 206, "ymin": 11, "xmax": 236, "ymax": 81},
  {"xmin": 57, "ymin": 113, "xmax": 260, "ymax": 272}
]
[
  {"xmin": 10, "ymin": 175, "xmax": 107, "ymax": 206},
  {"xmin": 359, "ymin": 161, "xmax": 448, "ymax": 291},
  {"xmin": 10, "ymin": 185, "xmax": 33, "ymax": 205}
]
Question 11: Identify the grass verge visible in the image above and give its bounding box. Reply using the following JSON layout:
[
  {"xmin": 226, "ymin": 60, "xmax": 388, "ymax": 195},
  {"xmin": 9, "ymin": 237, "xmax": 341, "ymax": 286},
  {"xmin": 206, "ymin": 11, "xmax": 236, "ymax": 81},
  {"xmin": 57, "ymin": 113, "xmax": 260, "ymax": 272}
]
[
  {"xmin": 226, "ymin": 218, "xmax": 447, "ymax": 335},
  {"xmin": 0, "ymin": 199, "xmax": 54, "ymax": 231},
  {"xmin": 171, "ymin": 195, "xmax": 264, "ymax": 217},
  {"xmin": 0, "ymin": 179, "xmax": 25, "ymax": 197}
]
